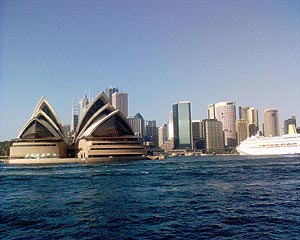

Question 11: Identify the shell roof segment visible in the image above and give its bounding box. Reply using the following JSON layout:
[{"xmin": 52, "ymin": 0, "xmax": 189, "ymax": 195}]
[
  {"xmin": 76, "ymin": 92, "xmax": 109, "ymax": 136},
  {"xmin": 75, "ymin": 92, "xmax": 134, "ymax": 141},
  {"xmin": 18, "ymin": 97, "xmax": 65, "ymax": 140}
]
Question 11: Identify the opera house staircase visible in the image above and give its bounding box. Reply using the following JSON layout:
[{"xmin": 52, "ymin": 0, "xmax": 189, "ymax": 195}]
[{"xmin": 9, "ymin": 92, "xmax": 147, "ymax": 162}]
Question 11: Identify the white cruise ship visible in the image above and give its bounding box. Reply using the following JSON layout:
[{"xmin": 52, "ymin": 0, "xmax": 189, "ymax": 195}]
[{"xmin": 237, "ymin": 134, "xmax": 300, "ymax": 156}]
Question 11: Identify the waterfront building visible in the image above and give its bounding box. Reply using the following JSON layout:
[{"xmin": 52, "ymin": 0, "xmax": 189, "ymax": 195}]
[
  {"xmin": 172, "ymin": 101, "xmax": 192, "ymax": 149},
  {"xmin": 158, "ymin": 124, "xmax": 168, "ymax": 147},
  {"xmin": 239, "ymin": 106, "xmax": 249, "ymax": 120},
  {"xmin": 214, "ymin": 101, "xmax": 237, "ymax": 147},
  {"xmin": 208, "ymin": 104, "xmax": 215, "ymax": 119},
  {"xmin": 263, "ymin": 109, "xmax": 280, "ymax": 137},
  {"xmin": 203, "ymin": 119, "xmax": 224, "ymax": 150},
  {"xmin": 10, "ymin": 97, "xmax": 67, "ymax": 158},
  {"xmin": 247, "ymin": 107, "xmax": 259, "ymax": 137},
  {"xmin": 192, "ymin": 120, "xmax": 205, "ymax": 150},
  {"xmin": 75, "ymin": 92, "xmax": 147, "ymax": 159},
  {"xmin": 105, "ymin": 86, "xmax": 119, "ymax": 104},
  {"xmin": 112, "ymin": 92, "xmax": 128, "ymax": 117},
  {"xmin": 78, "ymin": 92, "xmax": 89, "ymax": 120},
  {"xmin": 128, "ymin": 113, "xmax": 145, "ymax": 137},
  {"xmin": 284, "ymin": 116, "xmax": 297, "ymax": 134},
  {"xmin": 236, "ymin": 119, "xmax": 248, "ymax": 145}
]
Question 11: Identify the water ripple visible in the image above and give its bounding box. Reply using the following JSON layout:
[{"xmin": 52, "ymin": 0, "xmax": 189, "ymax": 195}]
[{"xmin": 1, "ymin": 156, "xmax": 300, "ymax": 239}]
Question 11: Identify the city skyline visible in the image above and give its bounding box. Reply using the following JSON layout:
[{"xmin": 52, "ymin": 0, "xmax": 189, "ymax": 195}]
[{"xmin": 1, "ymin": 0, "xmax": 299, "ymax": 141}]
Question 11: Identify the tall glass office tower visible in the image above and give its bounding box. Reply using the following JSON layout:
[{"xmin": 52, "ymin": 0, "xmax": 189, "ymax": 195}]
[{"xmin": 172, "ymin": 101, "xmax": 192, "ymax": 149}]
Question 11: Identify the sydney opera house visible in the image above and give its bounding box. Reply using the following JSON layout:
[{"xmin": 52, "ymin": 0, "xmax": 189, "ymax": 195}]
[{"xmin": 10, "ymin": 92, "xmax": 147, "ymax": 162}]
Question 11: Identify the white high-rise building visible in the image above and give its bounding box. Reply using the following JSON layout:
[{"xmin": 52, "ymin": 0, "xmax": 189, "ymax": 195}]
[
  {"xmin": 168, "ymin": 111, "xmax": 174, "ymax": 140},
  {"xmin": 112, "ymin": 92, "xmax": 128, "ymax": 117},
  {"xmin": 214, "ymin": 101, "xmax": 237, "ymax": 147}
]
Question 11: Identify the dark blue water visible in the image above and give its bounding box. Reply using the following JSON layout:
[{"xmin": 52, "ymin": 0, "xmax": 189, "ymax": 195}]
[{"xmin": 1, "ymin": 156, "xmax": 300, "ymax": 239}]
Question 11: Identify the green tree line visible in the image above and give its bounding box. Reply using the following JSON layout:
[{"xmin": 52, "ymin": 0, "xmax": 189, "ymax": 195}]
[{"xmin": 0, "ymin": 141, "xmax": 13, "ymax": 157}]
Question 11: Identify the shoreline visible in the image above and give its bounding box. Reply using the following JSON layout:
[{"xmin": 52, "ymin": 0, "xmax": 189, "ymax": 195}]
[{"xmin": 3, "ymin": 156, "xmax": 148, "ymax": 164}]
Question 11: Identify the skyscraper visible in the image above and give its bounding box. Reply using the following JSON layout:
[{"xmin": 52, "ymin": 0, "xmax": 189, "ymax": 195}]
[
  {"xmin": 236, "ymin": 119, "xmax": 248, "ymax": 145},
  {"xmin": 112, "ymin": 92, "xmax": 128, "ymax": 117},
  {"xmin": 158, "ymin": 124, "xmax": 168, "ymax": 147},
  {"xmin": 78, "ymin": 92, "xmax": 89, "ymax": 120},
  {"xmin": 263, "ymin": 109, "xmax": 279, "ymax": 137},
  {"xmin": 168, "ymin": 111, "xmax": 174, "ymax": 140},
  {"xmin": 247, "ymin": 107, "xmax": 259, "ymax": 136},
  {"xmin": 192, "ymin": 120, "xmax": 205, "ymax": 150},
  {"xmin": 172, "ymin": 101, "xmax": 192, "ymax": 149},
  {"xmin": 203, "ymin": 119, "xmax": 224, "ymax": 150},
  {"xmin": 128, "ymin": 113, "xmax": 145, "ymax": 137},
  {"xmin": 214, "ymin": 101, "xmax": 237, "ymax": 147},
  {"xmin": 105, "ymin": 86, "xmax": 119, "ymax": 104},
  {"xmin": 208, "ymin": 104, "xmax": 215, "ymax": 119},
  {"xmin": 70, "ymin": 101, "xmax": 78, "ymax": 133},
  {"xmin": 145, "ymin": 120, "xmax": 158, "ymax": 147},
  {"xmin": 239, "ymin": 106, "xmax": 249, "ymax": 120}
]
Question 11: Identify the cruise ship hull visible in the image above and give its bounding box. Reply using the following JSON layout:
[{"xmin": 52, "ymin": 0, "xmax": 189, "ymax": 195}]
[{"xmin": 237, "ymin": 134, "xmax": 300, "ymax": 156}]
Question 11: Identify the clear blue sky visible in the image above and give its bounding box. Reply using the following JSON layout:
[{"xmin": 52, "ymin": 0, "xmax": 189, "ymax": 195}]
[{"xmin": 0, "ymin": 0, "xmax": 299, "ymax": 141}]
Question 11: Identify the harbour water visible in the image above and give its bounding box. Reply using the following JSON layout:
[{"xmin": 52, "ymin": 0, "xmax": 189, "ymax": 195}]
[{"xmin": 1, "ymin": 156, "xmax": 300, "ymax": 239}]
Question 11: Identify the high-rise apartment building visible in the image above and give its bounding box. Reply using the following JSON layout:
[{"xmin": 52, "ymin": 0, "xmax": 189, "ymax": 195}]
[
  {"xmin": 203, "ymin": 119, "xmax": 224, "ymax": 150},
  {"xmin": 284, "ymin": 116, "xmax": 297, "ymax": 134},
  {"xmin": 214, "ymin": 101, "xmax": 237, "ymax": 147},
  {"xmin": 128, "ymin": 113, "xmax": 145, "ymax": 137},
  {"xmin": 112, "ymin": 92, "xmax": 128, "ymax": 117},
  {"xmin": 247, "ymin": 107, "xmax": 259, "ymax": 136},
  {"xmin": 239, "ymin": 106, "xmax": 249, "ymax": 120},
  {"xmin": 236, "ymin": 119, "xmax": 248, "ymax": 145},
  {"xmin": 105, "ymin": 86, "xmax": 119, "ymax": 104},
  {"xmin": 172, "ymin": 101, "xmax": 192, "ymax": 149},
  {"xmin": 263, "ymin": 109, "xmax": 279, "ymax": 137},
  {"xmin": 208, "ymin": 104, "xmax": 215, "ymax": 119}
]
